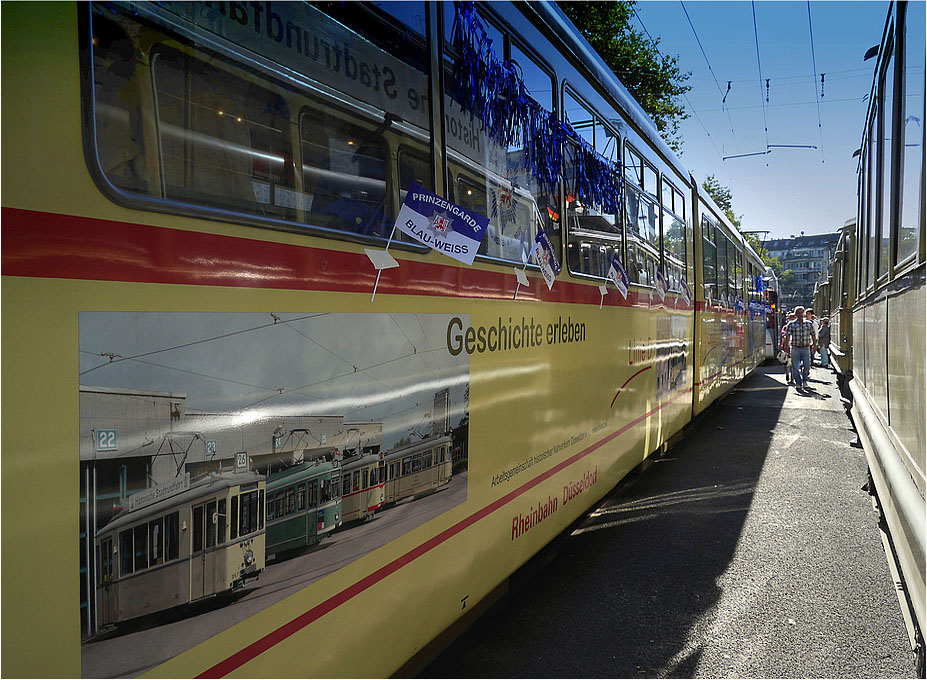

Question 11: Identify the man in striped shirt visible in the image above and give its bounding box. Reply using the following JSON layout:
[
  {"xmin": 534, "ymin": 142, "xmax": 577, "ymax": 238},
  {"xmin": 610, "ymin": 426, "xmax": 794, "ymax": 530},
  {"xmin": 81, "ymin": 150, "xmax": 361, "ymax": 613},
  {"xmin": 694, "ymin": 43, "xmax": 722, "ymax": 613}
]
[{"xmin": 783, "ymin": 306, "xmax": 818, "ymax": 391}]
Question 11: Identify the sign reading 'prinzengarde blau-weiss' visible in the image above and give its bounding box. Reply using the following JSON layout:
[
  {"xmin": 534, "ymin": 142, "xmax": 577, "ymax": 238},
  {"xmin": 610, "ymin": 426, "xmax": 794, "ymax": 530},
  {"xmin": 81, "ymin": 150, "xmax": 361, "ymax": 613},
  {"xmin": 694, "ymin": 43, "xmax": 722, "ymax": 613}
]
[{"xmin": 395, "ymin": 183, "xmax": 489, "ymax": 265}]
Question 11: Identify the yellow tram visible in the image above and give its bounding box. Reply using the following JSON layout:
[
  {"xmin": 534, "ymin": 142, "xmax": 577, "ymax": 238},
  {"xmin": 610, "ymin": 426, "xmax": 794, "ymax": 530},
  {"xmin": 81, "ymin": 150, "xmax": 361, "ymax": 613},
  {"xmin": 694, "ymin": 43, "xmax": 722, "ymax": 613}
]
[{"xmin": 3, "ymin": 1, "xmax": 767, "ymax": 676}]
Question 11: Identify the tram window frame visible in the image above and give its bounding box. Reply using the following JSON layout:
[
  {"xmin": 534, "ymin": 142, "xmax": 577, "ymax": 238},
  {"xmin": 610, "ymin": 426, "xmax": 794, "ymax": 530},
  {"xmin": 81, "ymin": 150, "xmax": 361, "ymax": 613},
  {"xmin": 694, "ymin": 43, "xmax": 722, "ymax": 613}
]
[
  {"xmin": 701, "ymin": 211, "xmax": 718, "ymax": 302},
  {"xmin": 897, "ymin": 0, "xmax": 925, "ymax": 268},
  {"xmin": 444, "ymin": 11, "xmax": 558, "ymax": 269},
  {"xmin": 84, "ymin": 2, "xmax": 435, "ymax": 253},
  {"xmin": 623, "ymin": 142, "xmax": 661, "ymax": 288},
  {"xmin": 877, "ymin": 39, "xmax": 895, "ymax": 283},
  {"xmin": 868, "ymin": 108, "xmax": 880, "ymax": 288},
  {"xmin": 660, "ymin": 176, "xmax": 687, "ymax": 291}
]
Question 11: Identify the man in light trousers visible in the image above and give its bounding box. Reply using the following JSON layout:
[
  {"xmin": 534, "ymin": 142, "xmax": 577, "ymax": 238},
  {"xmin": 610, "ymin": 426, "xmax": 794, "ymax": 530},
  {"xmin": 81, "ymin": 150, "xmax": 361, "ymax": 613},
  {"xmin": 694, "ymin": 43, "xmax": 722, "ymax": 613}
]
[{"xmin": 782, "ymin": 306, "xmax": 818, "ymax": 391}]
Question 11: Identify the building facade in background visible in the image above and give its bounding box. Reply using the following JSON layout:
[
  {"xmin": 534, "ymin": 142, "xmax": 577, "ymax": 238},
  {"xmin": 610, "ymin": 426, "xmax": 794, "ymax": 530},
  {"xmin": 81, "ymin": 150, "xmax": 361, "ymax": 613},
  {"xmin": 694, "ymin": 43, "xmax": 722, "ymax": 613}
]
[{"xmin": 764, "ymin": 232, "xmax": 841, "ymax": 310}]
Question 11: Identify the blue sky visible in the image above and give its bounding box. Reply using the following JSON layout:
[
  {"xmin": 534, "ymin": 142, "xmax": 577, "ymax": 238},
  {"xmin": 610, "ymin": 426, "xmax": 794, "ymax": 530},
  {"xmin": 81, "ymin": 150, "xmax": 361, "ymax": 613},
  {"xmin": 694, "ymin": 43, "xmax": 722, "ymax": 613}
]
[{"xmin": 634, "ymin": 0, "xmax": 894, "ymax": 241}]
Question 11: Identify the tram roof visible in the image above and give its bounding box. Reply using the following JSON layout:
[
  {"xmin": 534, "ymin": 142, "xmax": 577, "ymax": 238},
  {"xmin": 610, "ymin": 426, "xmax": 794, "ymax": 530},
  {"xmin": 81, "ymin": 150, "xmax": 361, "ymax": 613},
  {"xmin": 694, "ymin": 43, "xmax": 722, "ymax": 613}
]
[{"xmin": 96, "ymin": 471, "xmax": 264, "ymax": 535}]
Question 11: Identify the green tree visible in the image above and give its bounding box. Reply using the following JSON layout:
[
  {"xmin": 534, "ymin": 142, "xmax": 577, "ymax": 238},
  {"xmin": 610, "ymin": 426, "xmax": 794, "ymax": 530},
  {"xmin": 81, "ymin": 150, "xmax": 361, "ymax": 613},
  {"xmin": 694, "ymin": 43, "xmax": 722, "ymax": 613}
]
[
  {"xmin": 701, "ymin": 175, "xmax": 741, "ymax": 228},
  {"xmin": 559, "ymin": 1, "xmax": 690, "ymax": 152}
]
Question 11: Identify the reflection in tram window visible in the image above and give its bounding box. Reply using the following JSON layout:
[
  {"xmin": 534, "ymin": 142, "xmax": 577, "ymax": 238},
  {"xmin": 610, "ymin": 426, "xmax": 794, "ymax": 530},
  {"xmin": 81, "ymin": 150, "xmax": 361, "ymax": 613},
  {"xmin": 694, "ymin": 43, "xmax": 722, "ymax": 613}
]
[{"xmin": 89, "ymin": 2, "xmax": 432, "ymax": 244}]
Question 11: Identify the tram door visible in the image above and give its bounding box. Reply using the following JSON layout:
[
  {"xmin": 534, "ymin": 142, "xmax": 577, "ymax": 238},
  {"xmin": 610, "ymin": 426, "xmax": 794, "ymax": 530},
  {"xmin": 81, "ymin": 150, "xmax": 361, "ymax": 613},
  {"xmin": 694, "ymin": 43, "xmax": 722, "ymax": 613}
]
[
  {"xmin": 190, "ymin": 500, "xmax": 218, "ymax": 600},
  {"xmin": 98, "ymin": 537, "xmax": 116, "ymax": 625},
  {"xmin": 437, "ymin": 446, "xmax": 450, "ymax": 485}
]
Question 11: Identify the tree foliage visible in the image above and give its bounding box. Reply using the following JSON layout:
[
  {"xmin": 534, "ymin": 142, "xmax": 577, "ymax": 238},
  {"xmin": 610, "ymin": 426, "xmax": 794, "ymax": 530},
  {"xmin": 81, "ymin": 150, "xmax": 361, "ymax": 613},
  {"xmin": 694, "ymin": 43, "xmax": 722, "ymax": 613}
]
[
  {"xmin": 701, "ymin": 175, "xmax": 741, "ymax": 228},
  {"xmin": 559, "ymin": 1, "xmax": 690, "ymax": 152}
]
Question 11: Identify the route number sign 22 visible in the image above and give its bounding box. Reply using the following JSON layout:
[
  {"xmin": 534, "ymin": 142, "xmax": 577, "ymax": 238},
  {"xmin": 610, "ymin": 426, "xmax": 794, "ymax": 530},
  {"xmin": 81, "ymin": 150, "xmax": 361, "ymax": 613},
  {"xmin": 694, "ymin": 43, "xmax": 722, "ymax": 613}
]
[{"xmin": 96, "ymin": 429, "xmax": 118, "ymax": 451}]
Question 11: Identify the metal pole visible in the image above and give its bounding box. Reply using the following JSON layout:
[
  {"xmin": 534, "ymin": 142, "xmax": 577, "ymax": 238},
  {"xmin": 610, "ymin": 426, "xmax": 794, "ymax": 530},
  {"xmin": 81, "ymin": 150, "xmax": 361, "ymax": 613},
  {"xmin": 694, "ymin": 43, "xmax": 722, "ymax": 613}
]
[
  {"xmin": 92, "ymin": 465, "xmax": 98, "ymax": 635},
  {"xmin": 85, "ymin": 466, "xmax": 92, "ymax": 634}
]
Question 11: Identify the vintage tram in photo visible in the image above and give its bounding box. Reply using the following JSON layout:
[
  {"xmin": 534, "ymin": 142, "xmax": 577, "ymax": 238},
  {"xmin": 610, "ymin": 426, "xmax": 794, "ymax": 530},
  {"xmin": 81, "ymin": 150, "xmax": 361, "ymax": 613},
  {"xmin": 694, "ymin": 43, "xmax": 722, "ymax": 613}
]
[{"xmin": 94, "ymin": 472, "xmax": 266, "ymax": 628}]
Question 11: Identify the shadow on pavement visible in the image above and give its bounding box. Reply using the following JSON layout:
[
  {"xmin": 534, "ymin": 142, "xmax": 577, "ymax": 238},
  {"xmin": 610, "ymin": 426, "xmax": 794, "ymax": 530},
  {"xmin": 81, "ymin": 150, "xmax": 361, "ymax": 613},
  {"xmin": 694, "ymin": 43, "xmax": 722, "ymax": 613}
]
[{"xmin": 420, "ymin": 364, "xmax": 789, "ymax": 678}]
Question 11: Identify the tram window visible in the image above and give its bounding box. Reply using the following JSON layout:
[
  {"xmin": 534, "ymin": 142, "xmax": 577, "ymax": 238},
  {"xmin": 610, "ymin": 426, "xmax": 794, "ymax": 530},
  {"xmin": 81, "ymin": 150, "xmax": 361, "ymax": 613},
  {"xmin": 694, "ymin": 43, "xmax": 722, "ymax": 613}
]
[
  {"xmin": 423, "ymin": 451, "xmax": 433, "ymax": 468},
  {"xmin": 717, "ymin": 231, "xmax": 729, "ymax": 303},
  {"xmin": 701, "ymin": 214, "xmax": 717, "ymax": 301},
  {"xmin": 230, "ymin": 496, "xmax": 239, "ymax": 540},
  {"xmin": 100, "ymin": 539, "xmax": 114, "ymax": 585},
  {"xmin": 205, "ymin": 500, "xmax": 217, "ymax": 549},
  {"xmin": 868, "ymin": 113, "xmax": 880, "ymax": 286},
  {"xmin": 879, "ymin": 48, "xmax": 895, "ymax": 277},
  {"xmin": 624, "ymin": 147, "xmax": 643, "ymax": 187},
  {"xmin": 119, "ymin": 530, "xmax": 133, "ymax": 576},
  {"xmin": 218, "ymin": 500, "xmax": 227, "ymax": 544},
  {"xmin": 237, "ymin": 490, "xmax": 261, "ymax": 536},
  {"xmin": 643, "ymin": 165, "xmax": 658, "ymax": 199},
  {"xmin": 626, "ymin": 185, "xmax": 659, "ymax": 286},
  {"xmin": 89, "ymin": 2, "xmax": 432, "ymax": 243},
  {"xmin": 362, "ymin": 469, "xmax": 369, "ymax": 490},
  {"xmin": 193, "ymin": 505, "xmax": 204, "ymax": 552},
  {"xmin": 398, "ymin": 148, "xmax": 433, "ymax": 196},
  {"xmin": 352, "ymin": 471, "xmax": 360, "ymax": 492},
  {"xmin": 305, "ymin": 482, "xmax": 314, "ymax": 509},
  {"xmin": 152, "ymin": 48, "xmax": 298, "ymax": 220},
  {"xmin": 899, "ymin": 2, "xmax": 925, "ymax": 265},
  {"xmin": 91, "ymin": 13, "xmax": 150, "ymax": 194},
  {"xmin": 165, "ymin": 512, "xmax": 179, "ymax": 561},
  {"xmin": 149, "ymin": 517, "xmax": 163, "ymax": 566},
  {"xmin": 402, "ymin": 457, "xmax": 411, "ymax": 476},
  {"xmin": 299, "ymin": 110, "xmax": 390, "ymax": 238},
  {"xmin": 661, "ymin": 178, "xmax": 687, "ymax": 291},
  {"xmin": 133, "ymin": 523, "xmax": 148, "ymax": 570},
  {"xmin": 412, "ymin": 454, "xmax": 423, "ymax": 473}
]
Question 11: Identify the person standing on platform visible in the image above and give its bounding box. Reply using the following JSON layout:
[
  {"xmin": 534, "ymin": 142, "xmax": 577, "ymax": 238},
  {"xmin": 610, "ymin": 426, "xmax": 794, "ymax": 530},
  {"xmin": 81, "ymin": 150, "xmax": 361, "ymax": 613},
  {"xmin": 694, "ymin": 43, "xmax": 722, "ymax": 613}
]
[
  {"xmin": 783, "ymin": 306, "xmax": 817, "ymax": 391},
  {"xmin": 818, "ymin": 317, "xmax": 831, "ymax": 368},
  {"xmin": 781, "ymin": 311, "xmax": 797, "ymax": 384}
]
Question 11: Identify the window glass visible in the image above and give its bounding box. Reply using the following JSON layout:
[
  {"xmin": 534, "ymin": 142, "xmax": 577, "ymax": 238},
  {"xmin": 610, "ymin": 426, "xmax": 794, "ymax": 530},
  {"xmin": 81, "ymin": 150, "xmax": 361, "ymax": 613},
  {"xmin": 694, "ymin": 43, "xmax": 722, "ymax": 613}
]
[
  {"xmin": 352, "ymin": 470, "xmax": 360, "ymax": 492},
  {"xmin": 299, "ymin": 109, "xmax": 390, "ymax": 237},
  {"xmin": 362, "ymin": 469, "xmax": 369, "ymax": 489},
  {"xmin": 899, "ymin": 5, "xmax": 923, "ymax": 264},
  {"xmin": 717, "ymin": 231, "xmax": 729, "ymax": 303},
  {"xmin": 134, "ymin": 523, "xmax": 148, "ymax": 570},
  {"xmin": 858, "ymin": 157, "xmax": 869, "ymax": 294},
  {"xmin": 662, "ymin": 207, "xmax": 686, "ymax": 291},
  {"xmin": 880, "ymin": 50, "xmax": 894, "ymax": 276},
  {"xmin": 701, "ymin": 213, "xmax": 717, "ymax": 301},
  {"xmin": 149, "ymin": 517, "xmax": 163, "ymax": 566},
  {"xmin": 624, "ymin": 146, "xmax": 643, "ymax": 187},
  {"xmin": 230, "ymin": 496, "xmax": 239, "ymax": 540},
  {"xmin": 90, "ymin": 2, "xmax": 431, "ymax": 243},
  {"xmin": 445, "ymin": 27, "xmax": 553, "ymax": 265},
  {"xmin": 120, "ymin": 530, "xmax": 134, "ymax": 576},
  {"xmin": 206, "ymin": 500, "xmax": 217, "ymax": 548},
  {"xmin": 643, "ymin": 164, "xmax": 658, "ymax": 199},
  {"xmin": 218, "ymin": 499, "xmax": 226, "ymax": 543},
  {"xmin": 193, "ymin": 505, "xmax": 204, "ymax": 552},
  {"xmin": 869, "ymin": 113, "xmax": 880, "ymax": 285},
  {"xmin": 564, "ymin": 92, "xmax": 621, "ymax": 279},
  {"xmin": 402, "ymin": 457, "xmax": 411, "ymax": 476}
]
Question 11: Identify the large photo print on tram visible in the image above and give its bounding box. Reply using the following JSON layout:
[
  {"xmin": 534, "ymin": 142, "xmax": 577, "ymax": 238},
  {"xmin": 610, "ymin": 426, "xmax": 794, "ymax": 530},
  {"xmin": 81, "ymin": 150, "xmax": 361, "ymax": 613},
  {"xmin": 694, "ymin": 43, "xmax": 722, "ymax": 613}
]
[{"xmin": 79, "ymin": 312, "xmax": 469, "ymax": 678}]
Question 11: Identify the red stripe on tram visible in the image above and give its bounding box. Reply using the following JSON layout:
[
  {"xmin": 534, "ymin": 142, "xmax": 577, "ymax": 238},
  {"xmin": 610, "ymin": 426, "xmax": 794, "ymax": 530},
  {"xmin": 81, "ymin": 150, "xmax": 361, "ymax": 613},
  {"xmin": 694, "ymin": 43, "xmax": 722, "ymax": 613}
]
[{"xmin": 1, "ymin": 207, "xmax": 694, "ymax": 309}]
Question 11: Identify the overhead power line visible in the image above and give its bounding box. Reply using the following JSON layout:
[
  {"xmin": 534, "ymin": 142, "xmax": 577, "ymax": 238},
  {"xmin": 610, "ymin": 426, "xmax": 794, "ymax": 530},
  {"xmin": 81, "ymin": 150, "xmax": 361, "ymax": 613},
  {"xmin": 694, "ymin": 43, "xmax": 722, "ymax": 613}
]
[
  {"xmin": 632, "ymin": 7, "xmax": 725, "ymax": 161},
  {"xmin": 680, "ymin": 0, "xmax": 739, "ymax": 152},
  {"xmin": 807, "ymin": 1, "xmax": 826, "ymax": 164},
  {"xmin": 751, "ymin": 1, "xmax": 771, "ymax": 160}
]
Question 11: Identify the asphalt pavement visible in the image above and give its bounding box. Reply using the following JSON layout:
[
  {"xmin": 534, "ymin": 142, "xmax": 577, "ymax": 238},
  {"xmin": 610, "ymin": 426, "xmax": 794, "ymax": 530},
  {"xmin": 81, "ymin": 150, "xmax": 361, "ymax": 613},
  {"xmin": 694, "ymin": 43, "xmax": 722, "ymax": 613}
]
[{"xmin": 421, "ymin": 362, "xmax": 915, "ymax": 678}]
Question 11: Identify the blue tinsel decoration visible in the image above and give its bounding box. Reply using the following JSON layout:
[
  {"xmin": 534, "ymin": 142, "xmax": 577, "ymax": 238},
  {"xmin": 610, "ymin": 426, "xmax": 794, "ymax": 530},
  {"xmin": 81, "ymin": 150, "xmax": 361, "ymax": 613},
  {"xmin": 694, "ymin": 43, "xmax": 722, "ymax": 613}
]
[{"xmin": 450, "ymin": 1, "xmax": 623, "ymax": 213}]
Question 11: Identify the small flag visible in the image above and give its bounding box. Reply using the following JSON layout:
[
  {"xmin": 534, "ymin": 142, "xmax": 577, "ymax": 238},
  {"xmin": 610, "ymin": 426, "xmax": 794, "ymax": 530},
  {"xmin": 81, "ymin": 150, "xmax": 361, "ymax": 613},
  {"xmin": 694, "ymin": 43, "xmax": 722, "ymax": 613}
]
[
  {"xmin": 680, "ymin": 279, "xmax": 692, "ymax": 307},
  {"xmin": 395, "ymin": 182, "xmax": 489, "ymax": 265},
  {"xmin": 547, "ymin": 206, "xmax": 560, "ymax": 221},
  {"xmin": 532, "ymin": 230, "xmax": 561, "ymax": 290},
  {"xmin": 607, "ymin": 254, "xmax": 630, "ymax": 299},
  {"xmin": 655, "ymin": 268, "xmax": 667, "ymax": 302}
]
